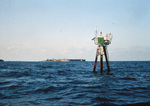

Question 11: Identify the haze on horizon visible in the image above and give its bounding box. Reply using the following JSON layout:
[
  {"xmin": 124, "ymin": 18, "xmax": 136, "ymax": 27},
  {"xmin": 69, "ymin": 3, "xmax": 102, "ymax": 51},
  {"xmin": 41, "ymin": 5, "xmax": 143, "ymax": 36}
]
[{"xmin": 0, "ymin": 0, "xmax": 150, "ymax": 61}]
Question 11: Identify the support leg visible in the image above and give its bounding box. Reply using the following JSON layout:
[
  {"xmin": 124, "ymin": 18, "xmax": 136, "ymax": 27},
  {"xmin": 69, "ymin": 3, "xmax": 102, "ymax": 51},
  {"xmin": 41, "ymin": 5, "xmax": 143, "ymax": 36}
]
[
  {"xmin": 103, "ymin": 46, "xmax": 110, "ymax": 73},
  {"xmin": 93, "ymin": 51, "xmax": 98, "ymax": 73},
  {"xmin": 100, "ymin": 54, "xmax": 103, "ymax": 73}
]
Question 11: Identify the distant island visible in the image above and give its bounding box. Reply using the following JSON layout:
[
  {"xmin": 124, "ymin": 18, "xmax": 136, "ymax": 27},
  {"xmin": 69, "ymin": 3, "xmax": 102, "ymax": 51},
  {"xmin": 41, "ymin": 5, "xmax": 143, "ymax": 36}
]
[
  {"xmin": 0, "ymin": 59, "xmax": 4, "ymax": 62},
  {"xmin": 45, "ymin": 59, "xmax": 86, "ymax": 62}
]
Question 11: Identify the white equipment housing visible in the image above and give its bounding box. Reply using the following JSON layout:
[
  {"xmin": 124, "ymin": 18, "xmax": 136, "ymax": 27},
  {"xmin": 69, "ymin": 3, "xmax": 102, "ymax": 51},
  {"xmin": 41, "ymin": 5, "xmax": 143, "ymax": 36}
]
[{"xmin": 92, "ymin": 28, "xmax": 113, "ymax": 46}]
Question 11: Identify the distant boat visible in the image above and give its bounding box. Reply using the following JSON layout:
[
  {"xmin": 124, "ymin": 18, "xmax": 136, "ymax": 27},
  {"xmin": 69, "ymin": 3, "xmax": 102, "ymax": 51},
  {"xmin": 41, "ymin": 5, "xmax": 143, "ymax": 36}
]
[{"xmin": 0, "ymin": 59, "xmax": 4, "ymax": 62}]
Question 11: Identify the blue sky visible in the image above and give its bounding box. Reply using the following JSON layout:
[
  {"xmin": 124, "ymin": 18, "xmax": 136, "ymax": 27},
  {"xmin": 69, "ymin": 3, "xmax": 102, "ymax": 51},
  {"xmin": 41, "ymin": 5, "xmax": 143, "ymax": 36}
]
[{"xmin": 0, "ymin": 0, "xmax": 150, "ymax": 61}]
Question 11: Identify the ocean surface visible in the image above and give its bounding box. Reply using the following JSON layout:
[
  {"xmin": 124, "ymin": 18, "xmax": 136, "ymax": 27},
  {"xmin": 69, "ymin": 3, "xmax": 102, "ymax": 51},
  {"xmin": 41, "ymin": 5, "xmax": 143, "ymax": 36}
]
[{"xmin": 0, "ymin": 61, "xmax": 150, "ymax": 106}]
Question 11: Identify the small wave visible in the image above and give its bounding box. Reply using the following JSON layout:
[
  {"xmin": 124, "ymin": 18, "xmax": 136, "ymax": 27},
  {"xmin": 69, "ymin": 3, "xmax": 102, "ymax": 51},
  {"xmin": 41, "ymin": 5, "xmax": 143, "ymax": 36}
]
[
  {"xmin": 35, "ymin": 86, "xmax": 56, "ymax": 93},
  {"xmin": 83, "ymin": 85, "xmax": 102, "ymax": 89},
  {"xmin": 1, "ymin": 70, "xmax": 31, "ymax": 78},
  {"xmin": 117, "ymin": 92, "xmax": 133, "ymax": 96},
  {"xmin": 45, "ymin": 75, "xmax": 55, "ymax": 79},
  {"xmin": 45, "ymin": 97, "xmax": 62, "ymax": 100},
  {"xmin": 34, "ymin": 85, "xmax": 67, "ymax": 93},
  {"xmin": 57, "ymin": 70, "xmax": 68, "ymax": 75},
  {"xmin": 91, "ymin": 97, "xmax": 116, "ymax": 105},
  {"xmin": 0, "ymin": 103, "xmax": 6, "ymax": 106},
  {"xmin": 28, "ymin": 101, "xmax": 41, "ymax": 105},
  {"xmin": 121, "ymin": 102, "xmax": 150, "ymax": 106},
  {"xmin": 37, "ymin": 65, "xmax": 53, "ymax": 69},
  {"xmin": 71, "ymin": 93, "xmax": 86, "ymax": 99},
  {"xmin": 130, "ymin": 86, "xmax": 149, "ymax": 90},
  {"xmin": 114, "ymin": 88, "xmax": 130, "ymax": 91},
  {"xmin": 0, "ymin": 64, "xmax": 8, "ymax": 69},
  {"xmin": 0, "ymin": 93, "xmax": 5, "ymax": 99},
  {"xmin": 0, "ymin": 81, "xmax": 10, "ymax": 85},
  {"xmin": 0, "ymin": 93, "xmax": 22, "ymax": 99},
  {"xmin": 92, "ymin": 97, "xmax": 115, "ymax": 102}
]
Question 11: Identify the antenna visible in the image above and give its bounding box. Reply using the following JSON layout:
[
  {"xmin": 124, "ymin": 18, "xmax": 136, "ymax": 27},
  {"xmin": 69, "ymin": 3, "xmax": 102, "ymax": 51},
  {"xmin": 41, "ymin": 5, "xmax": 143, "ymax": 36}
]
[{"xmin": 95, "ymin": 26, "xmax": 98, "ymax": 38}]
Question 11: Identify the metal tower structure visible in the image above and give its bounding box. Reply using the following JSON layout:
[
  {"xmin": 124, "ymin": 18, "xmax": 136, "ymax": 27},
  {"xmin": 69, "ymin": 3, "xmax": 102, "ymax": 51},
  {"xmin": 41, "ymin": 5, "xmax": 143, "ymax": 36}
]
[{"xmin": 92, "ymin": 27, "xmax": 113, "ymax": 73}]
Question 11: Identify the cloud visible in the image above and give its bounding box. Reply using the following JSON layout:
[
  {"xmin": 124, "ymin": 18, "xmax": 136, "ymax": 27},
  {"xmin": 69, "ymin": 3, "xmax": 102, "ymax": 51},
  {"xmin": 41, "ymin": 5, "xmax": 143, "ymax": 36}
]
[
  {"xmin": 41, "ymin": 49, "xmax": 46, "ymax": 53},
  {"xmin": 7, "ymin": 46, "xmax": 15, "ymax": 51},
  {"xmin": 109, "ymin": 46, "xmax": 150, "ymax": 61}
]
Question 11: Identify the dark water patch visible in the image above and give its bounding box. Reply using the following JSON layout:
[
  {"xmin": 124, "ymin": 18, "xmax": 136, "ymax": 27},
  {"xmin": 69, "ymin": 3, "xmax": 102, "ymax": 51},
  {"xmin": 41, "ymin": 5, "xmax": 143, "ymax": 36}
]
[
  {"xmin": 130, "ymin": 86, "xmax": 149, "ymax": 90},
  {"xmin": 113, "ymin": 88, "xmax": 130, "ymax": 91},
  {"xmin": 83, "ymin": 85, "xmax": 102, "ymax": 89},
  {"xmin": 0, "ymin": 70, "xmax": 32, "ymax": 78},
  {"xmin": 35, "ymin": 86, "xmax": 56, "ymax": 93},
  {"xmin": 92, "ymin": 97, "xmax": 115, "ymax": 102},
  {"xmin": 120, "ymin": 77, "xmax": 137, "ymax": 81},
  {"xmin": 57, "ymin": 70, "xmax": 68, "ymax": 75},
  {"xmin": 34, "ymin": 85, "xmax": 68, "ymax": 94},
  {"xmin": 91, "ymin": 97, "xmax": 116, "ymax": 106},
  {"xmin": 2, "ymin": 94, "xmax": 22, "ymax": 99},
  {"xmin": 45, "ymin": 75, "xmax": 55, "ymax": 79},
  {"xmin": 69, "ymin": 79, "xmax": 89, "ymax": 85},
  {"xmin": 121, "ymin": 102, "xmax": 150, "ymax": 106},
  {"xmin": 0, "ymin": 81, "xmax": 10, "ymax": 85},
  {"xmin": 71, "ymin": 93, "xmax": 85, "ymax": 99},
  {"xmin": 117, "ymin": 92, "xmax": 133, "ymax": 96},
  {"xmin": 0, "ymin": 103, "xmax": 6, "ymax": 106},
  {"xmin": 0, "ymin": 93, "xmax": 5, "ymax": 99},
  {"xmin": 35, "ymin": 64, "xmax": 53, "ymax": 70},
  {"xmin": 45, "ymin": 97, "xmax": 62, "ymax": 101},
  {"xmin": 0, "ymin": 64, "xmax": 8, "ymax": 69}
]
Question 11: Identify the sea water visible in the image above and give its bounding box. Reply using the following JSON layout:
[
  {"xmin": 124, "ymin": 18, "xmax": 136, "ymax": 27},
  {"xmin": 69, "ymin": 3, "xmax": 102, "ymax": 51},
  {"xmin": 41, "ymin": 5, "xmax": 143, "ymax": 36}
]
[{"xmin": 0, "ymin": 61, "xmax": 150, "ymax": 106}]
